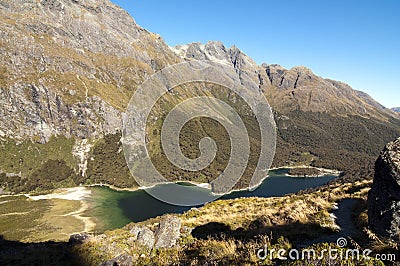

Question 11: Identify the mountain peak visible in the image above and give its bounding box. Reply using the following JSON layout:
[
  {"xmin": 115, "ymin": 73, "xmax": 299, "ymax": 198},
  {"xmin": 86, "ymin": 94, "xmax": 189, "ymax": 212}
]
[
  {"xmin": 0, "ymin": 0, "xmax": 179, "ymax": 141},
  {"xmin": 169, "ymin": 40, "xmax": 395, "ymax": 119},
  {"xmin": 170, "ymin": 41, "xmax": 258, "ymax": 70},
  {"xmin": 171, "ymin": 41, "xmax": 230, "ymax": 65}
]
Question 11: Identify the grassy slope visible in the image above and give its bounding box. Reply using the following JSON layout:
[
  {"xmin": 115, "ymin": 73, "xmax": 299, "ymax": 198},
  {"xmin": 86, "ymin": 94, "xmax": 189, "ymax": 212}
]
[{"xmin": 68, "ymin": 179, "xmax": 396, "ymax": 265}]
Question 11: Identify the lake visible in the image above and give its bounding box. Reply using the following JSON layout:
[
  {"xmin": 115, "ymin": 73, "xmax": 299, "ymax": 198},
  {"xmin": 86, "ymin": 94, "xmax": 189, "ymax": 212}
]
[{"xmin": 85, "ymin": 168, "xmax": 337, "ymax": 232}]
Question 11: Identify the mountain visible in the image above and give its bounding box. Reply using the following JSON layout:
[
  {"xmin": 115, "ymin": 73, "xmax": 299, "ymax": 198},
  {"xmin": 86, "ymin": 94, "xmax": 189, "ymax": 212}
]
[
  {"xmin": 171, "ymin": 41, "xmax": 400, "ymax": 181},
  {"xmin": 0, "ymin": 0, "xmax": 179, "ymax": 142},
  {"xmin": 0, "ymin": 0, "xmax": 181, "ymax": 192},
  {"xmin": 0, "ymin": 0, "xmax": 400, "ymax": 194},
  {"xmin": 172, "ymin": 41, "xmax": 393, "ymax": 119},
  {"xmin": 392, "ymin": 107, "xmax": 400, "ymax": 113}
]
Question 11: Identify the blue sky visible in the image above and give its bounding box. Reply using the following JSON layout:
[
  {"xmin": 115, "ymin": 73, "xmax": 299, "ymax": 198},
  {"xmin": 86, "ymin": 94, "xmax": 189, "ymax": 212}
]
[{"xmin": 112, "ymin": 0, "xmax": 399, "ymax": 108}]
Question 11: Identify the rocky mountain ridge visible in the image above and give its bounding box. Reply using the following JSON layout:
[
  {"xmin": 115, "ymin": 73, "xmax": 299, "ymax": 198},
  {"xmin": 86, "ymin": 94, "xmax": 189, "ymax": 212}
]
[
  {"xmin": 171, "ymin": 41, "xmax": 393, "ymax": 119},
  {"xmin": 0, "ymin": 0, "xmax": 399, "ymax": 193},
  {"xmin": 0, "ymin": 0, "xmax": 180, "ymax": 142},
  {"xmin": 392, "ymin": 107, "xmax": 400, "ymax": 113}
]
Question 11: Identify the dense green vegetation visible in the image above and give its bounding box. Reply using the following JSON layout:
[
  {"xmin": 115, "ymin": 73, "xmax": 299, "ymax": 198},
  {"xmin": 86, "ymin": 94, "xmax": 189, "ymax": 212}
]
[
  {"xmin": 86, "ymin": 133, "xmax": 136, "ymax": 188},
  {"xmin": 273, "ymin": 110, "xmax": 400, "ymax": 183},
  {"xmin": 1, "ymin": 84, "xmax": 399, "ymax": 194},
  {"xmin": 0, "ymin": 135, "xmax": 76, "ymax": 176},
  {"xmin": 0, "ymin": 136, "xmax": 79, "ymax": 193},
  {"xmin": 146, "ymin": 82, "xmax": 262, "ymax": 190},
  {"xmin": 0, "ymin": 160, "xmax": 79, "ymax": 193},
  {"xmin": 287, "ymin": 167, "xmax": 321, "ymax": 177}
]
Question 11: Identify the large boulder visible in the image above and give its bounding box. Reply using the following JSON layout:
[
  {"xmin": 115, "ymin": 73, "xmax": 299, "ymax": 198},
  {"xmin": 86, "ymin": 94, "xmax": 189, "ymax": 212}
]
[
  {"xmin": 136, "ymin": 227, "xmax": 155, "ymax": 249},
  {"xmin": 154, "ymin": 215, "xmax": 181, "ymax": 248},
  {"xmin": 99, "ymin": 254, "xmax": 133, "ymax": 266},
  {"xmin": 69, "ymin": 232, "xmax": 91, "ymax": 244},
  {"xmin": 368, "ymin": 137, "xmax": 400, "ymax": 242},
  {"xmin": 129, "ymin": 226, "xmax": 142, "ymax": 240}
]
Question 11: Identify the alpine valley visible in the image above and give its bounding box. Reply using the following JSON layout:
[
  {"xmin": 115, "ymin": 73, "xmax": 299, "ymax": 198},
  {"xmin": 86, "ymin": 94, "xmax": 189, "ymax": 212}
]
[{"xmin": 0, "ymin": 0, "xmax": 399, "ymax": 265}]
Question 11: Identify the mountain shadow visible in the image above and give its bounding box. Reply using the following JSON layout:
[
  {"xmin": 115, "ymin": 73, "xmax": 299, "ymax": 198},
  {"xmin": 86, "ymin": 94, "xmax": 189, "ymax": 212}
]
[{"xmin": 0, "ymin": 235, "xmax": 85, "ymax": 266}]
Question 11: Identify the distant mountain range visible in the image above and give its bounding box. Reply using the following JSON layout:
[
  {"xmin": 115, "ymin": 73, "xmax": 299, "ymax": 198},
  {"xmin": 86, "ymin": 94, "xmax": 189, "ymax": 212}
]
[
  {"xmin": 392, "ymin": 107, "xmax": 400, "ymax": 113},
  {"xmin": 0, "ymin": 0, "xmax": 399, "ymax": 193}
]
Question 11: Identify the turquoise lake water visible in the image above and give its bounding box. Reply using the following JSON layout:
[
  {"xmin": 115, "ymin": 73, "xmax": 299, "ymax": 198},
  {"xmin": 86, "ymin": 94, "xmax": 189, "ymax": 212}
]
[{"xmin": 85, "ymin": 168, "xmax": 336, "ymax": 232}]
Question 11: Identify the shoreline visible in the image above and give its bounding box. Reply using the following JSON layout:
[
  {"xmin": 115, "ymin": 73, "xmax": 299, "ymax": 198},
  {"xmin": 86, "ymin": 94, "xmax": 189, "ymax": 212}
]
[
  {"xmin": 2, "ymin": 166, "xmax": 342, "ymax": 201},
  {"xmin": 270, "ymin": 165, "xmax": 342, "ymax": 174},
  {"xmin": 284, "ymin": 166, "xmax": 341, "ymax": 178},
  {"xmin": 85, "ymin": 183, "xmax": 139, "ymax": 192},
  {"xmin": 27, "ymin": 187, "xmax": 96, "ymax": 235},
  {"xmin": 4, "ymin": 166, "xmax": 341, "ymax": 199}
]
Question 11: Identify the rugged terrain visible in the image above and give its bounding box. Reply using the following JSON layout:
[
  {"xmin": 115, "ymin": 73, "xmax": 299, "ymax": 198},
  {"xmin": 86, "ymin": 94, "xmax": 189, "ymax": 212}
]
[
  {"xmin": 0, "ymin": 0, "xmax": 400, "ymax": 194},
  {"xmin": 0, "ymin": 0, "xmax": 400, "ymax": 265},
  {"xmin": 392, "ymin": 108, "xmax": 400, "ymax": 113},
  {"xmin": 1, "ymin": 175, "xmax": 398, "ymax": 265},
  {"xmin": 1, "ymin": 0, "xmax": 400, "ymax": 194},
  {"xmin": 369, "ymin": 137, "xmax": 400, "ymax": 242},
  {"xmin": 0, "ymin": 0, "xmax": 180, "ymax": 192}
]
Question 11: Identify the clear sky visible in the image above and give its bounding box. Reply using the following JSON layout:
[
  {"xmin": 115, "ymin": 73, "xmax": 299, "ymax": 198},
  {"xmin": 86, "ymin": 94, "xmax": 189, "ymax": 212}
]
[{"xmin": 112, "ymin": 0, "xmax": 399, "ymax": 108}]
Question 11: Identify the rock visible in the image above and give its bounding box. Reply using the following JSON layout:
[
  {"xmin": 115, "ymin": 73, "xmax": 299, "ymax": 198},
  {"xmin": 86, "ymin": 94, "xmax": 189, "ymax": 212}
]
[
  {"xmin": 99, "ymin": 253, "xmax": 133, "ymax": 266},
  {"xmin": 69, "ymin": 232, "xmax": 91, "ymax": 244},
  {"xmin": 154, "ymin": 215, "xmax": 181, "ymax": 249},
  {"xmin": 129, "ymin": 226, "xmax": 141, "ymax": 240},
  {"xmin": 368, "ymin": 137, "xmax": 400, "ymax": 242},
  {"xmin": 136, "ymin": 227, "xmax": 155, "ymax": 249},
  {"xmin": 0, "ymin": 0, "xmax": 179, "ymax": 142}
]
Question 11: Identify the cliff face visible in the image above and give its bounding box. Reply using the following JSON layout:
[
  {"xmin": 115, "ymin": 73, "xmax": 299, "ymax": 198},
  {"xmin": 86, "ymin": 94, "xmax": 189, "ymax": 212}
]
[
  {"xmin": 171, "ymin": 41, "xmax": 400, "ymax": 176},
  {"xmin": 0, "ymin": 0, "xmax": 399, "ymax": 193},
  {"xmin": 171, "ymin": 41, "xmax": 394, "ymax": 120},
  {"xmin": 368, "ymin": 137, "xmax": 400, "ymax": 242},
  {"xmin": 0, "ymin": 0, "xmax": 180, "ymax": 142}
]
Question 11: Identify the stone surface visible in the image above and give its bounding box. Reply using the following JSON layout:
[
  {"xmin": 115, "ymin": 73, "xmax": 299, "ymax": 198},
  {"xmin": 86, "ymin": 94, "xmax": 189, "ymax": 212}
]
[
  {"xmin": 129, "ymin": 226, "xmax": 141, "ymax": 240},
  {"xmin": 136, "ymin": 227, "xmax": 155, "ymax": 249},
  {"xmin": 154, "ymin": 215, "xmax": 181, "ymax": 248},
  {"xmin": 171, "ymin": 41, "xmax": 395, "ymax": 119},
  {"xmin": 368, "ymin": 137, "xmax": 400, "ymax": 242},
  {"xmin": 99, "ymin": 253, "xmax": 133, "ymax": 266},
  {"xmin": 0, "ymin": 0, "xmax": 180, "ymax": 142},
  {"xmin": 68, "ymin": 232, "xmax": 91, "ymax": 244}
]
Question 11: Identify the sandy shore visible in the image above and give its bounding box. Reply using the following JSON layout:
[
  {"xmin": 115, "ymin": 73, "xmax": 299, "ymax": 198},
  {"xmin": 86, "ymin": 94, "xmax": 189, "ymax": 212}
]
[
  {"xmin": 281, "ymin": 166, "xmax": 342, "ymax": 178},
  {"xmin": 28, "ymin": 186, "xmax": 92, "ymax": 201},
  {"xmin": 270, "ymin": 165, "xmax": 341, "ymax": 174},
  {"xmin": 28, "ymin": 187, "xmax": 96, "ymax": 234},
  {"xmin": 64, "ymin": 200, "xmax": 96, "ymax": 233}
]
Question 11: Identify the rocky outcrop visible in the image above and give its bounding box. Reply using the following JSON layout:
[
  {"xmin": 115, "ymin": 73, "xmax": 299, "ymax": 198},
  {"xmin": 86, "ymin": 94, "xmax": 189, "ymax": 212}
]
[
  {"xmin": 136, "ymin": 227, "xmax": 155, "ymax": 249},
  {"xmin": 99, "ymin": 254, "xmax": 133, "ymax": 266},
  {"xmin": 154, "ymin": 215, "xmax": 181, "ymax": 249},
  {"xmin": 368, "ymin": 137, "xmax": 400, "ymax": 242},
  {"xmin": 171, "ymin": 41, "xmax": 395, "ymax": 120},
  {"xmin": 129, "ymin": 226, "xmax": 155, "ymax": 249},
  {"xmin": 128, "ymin": 216, "xmax": 181, "ymax": 249},
  {"xmin": 0, "ymin": 0, "xmax": 180, "ymax": 141},
  {"xmin": 69, "ymin": 232, "xmax": 92, "ymax": 244}
]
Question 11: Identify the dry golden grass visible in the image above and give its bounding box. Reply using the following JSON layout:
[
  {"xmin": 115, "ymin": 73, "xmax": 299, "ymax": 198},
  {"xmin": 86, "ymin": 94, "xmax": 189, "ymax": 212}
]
[{"xmin": 72, "ymin": 179, "xmax": 383, "ymax": 265}]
